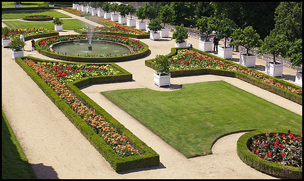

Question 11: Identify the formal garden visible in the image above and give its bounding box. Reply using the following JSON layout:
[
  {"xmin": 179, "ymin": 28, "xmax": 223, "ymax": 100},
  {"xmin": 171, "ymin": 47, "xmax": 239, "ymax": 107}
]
[{"xmin": 2, "ymin": 1, "xmax": 302, "ymax": 179}]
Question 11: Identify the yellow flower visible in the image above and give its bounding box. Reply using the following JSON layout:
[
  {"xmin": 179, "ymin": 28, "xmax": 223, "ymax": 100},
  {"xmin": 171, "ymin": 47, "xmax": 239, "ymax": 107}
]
[{"xmin": 290, "ymin": 140, "xmax": 293, "ymax": 143}]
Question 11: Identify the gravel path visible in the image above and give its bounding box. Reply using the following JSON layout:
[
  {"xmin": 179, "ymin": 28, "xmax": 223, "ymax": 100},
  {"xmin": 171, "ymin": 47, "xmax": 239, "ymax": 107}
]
[{"xmin": 2, "ymin": 8, "xmax": 301, "ymax": 179}]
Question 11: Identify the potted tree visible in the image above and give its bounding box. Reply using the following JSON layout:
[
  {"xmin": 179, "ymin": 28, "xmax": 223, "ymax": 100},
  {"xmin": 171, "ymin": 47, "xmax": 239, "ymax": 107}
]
[
  {"xmin": 117, "ymin": 3, "xmax": 127, "ymax": 25},
  {"xmin": 148, "ymin": 18, "xmax": 162, "ymax": 41},
  {"xmin": 53, "ymin": 17, "xmax": 63, "ymax": 31},
  {"xmin": 216, "ymin": 17, "xmax": 238, "ymax": 59},
  {"xmin": 159, "ymin": 5, "xmax": 174, "ymax": 38},
  {"xmin": 136, "ymin": 6, "xmax": 146, "ymax": 31},
  {"xmin": 102, "ymin": 2, "xmax": 111, "ymax": 20},
  {"xmin": 2, "ymin": 27, "xmax": 12, "ymax": 48},
  {"xmin": 110, "ymin": 3, "xmax": 119, "ymax": 22},
  {"xmin": 286, "ymin": 38, "xmax": 302, "ymax": 86},
  {"xmin": 96, "ymin": 2, "xmax": 104, "ymax": 17},
  {"xmin": 8, "ymin": 36, "xmax": 25, "ymax": 60},
  {"xmin": 172, "ymin": 24, "xmax": 188, "ymax": 47},
  {"xmin": 143, "ymin": 3, "xmax": 157, "ymax": 32},
  {"xmin": 126, "ymin": 4, "xmax": 136, "ymax": 27},
  {"xmin": 154, "ymin": 55, "xmax": 171, "ymax": 87},
  {"xmin": 197, "ymin": 16, "xmax": 218, "ymax": 52},
  {"xmin": 230, "ymin": 26, "xmax": 262, "ymax": 68},
  {"xmin": 258, "ymin": 30, "xmax": 287, "ymax": 77}
]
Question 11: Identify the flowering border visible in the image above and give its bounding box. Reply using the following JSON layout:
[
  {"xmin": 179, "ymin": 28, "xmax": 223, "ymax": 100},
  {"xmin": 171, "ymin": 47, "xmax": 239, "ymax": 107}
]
[
  {"xmin": 237, "ymin": 129, "xmax": 302, "ymax": 179},
  {"xmin": 23, "ymin": 15, "xmax": 53, "ymax": 21},
  {"xmin": 15, "ymin": 56, "xmax": 159, "ymax": 172}
]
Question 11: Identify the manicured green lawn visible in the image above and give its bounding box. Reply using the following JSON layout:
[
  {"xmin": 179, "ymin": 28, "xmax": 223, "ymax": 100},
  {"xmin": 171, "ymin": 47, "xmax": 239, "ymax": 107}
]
[
  {"xmin": 3, "ymin": 19, "xmax": 94, "ymax": 30},
  {"xmin": 2, "ymin": 112, "xmax": 36, "ymax": 179},
  {"xmin": 1, "ymin": 1, "xmax": 45, "ymax": 8},
  {"xmin": 2, "ymin": 10, "xmax": 71, "ymax": 19},
  {"xmin": 102, "ymin": 81, "xmax": 302, "ymax": 158}
]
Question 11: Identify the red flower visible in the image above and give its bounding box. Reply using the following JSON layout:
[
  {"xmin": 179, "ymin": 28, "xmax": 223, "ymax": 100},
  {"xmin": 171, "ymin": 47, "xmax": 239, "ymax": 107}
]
[
  {"xmin": 265, "ymin": 143, "xmax": 268, "ymax": 147},
  {"xmin": 267, "ymin": 152, "xmax": 272, "ymax": 157},
  {"xmin": 281, "ymin": 153, "xmax": 286, "ymax": 157}
]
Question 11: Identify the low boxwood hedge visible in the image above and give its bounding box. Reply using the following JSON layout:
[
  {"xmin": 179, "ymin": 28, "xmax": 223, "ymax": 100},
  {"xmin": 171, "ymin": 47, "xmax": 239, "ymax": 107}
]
[
  {"xmin": 145, "ymin": 47, "xmax": 302, "ymax": 105},
  {"xmin": 15, "ymin": 56, "xmax": 159, "ymax": 172},
  {"xmin": 24, "ymin": 31, "xmax": 58, "ymax": 41},
  {"xmin": 23, "ymin": 15, "xmax": 53, "ymax": 21},
  {"xmin": 237, "ymin": 129, "xmax": 302, "ymax": 179}
]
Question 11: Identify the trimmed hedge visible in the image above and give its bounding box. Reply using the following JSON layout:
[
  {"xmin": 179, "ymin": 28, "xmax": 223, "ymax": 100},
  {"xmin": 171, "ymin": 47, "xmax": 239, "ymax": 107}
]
[
  {"xmin": 237, "ymin": 129, "xmax": 302, "ymax": 179},
  {"xmin": 23, "ymin": 15, "xmax": 53, "ymax": 21},
  {"xmin": 15, "ymin": 56, "xmax": 160, "ymax": 172},
  {"xmin": 24, "ymin": 31, "xmax": 58, "ymax": 41},
  {"xmin": 35, "ymin": 35, "xmax": 150, "ymax": 63},
  {"xmin": 145, "ymin": 47, "xmax": 302, "ymax": 105}
]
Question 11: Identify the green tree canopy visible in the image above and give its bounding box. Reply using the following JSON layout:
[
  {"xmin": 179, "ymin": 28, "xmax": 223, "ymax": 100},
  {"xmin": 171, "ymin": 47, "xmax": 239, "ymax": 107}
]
[
  {"xmin": 286, "ymin": 39, "xmax": 302, "ymax": 67},
  {"xmin": 143, "ymin": 3, "xmax": 157, "ymax": 22},
  {"xmin": 126, "ymin": 4, "xmax": 136, "ymax": 19},
  {"xmin": 230, "ymin": 26, "xmax": 262, "ymax": 55},
  {"xmin": 117, "ymin": 3, "xmax": 128, "ymax": 17},
  {"xmin": 148, "ymin": 18, "xmax": 162, "ymax": 32},
  {"xmin": 197, "ymin": 16, "xmax": 218, "ymax": 41},
  {"xmin": 172, "ymin": 24, "xmax": 188, "ymax": 43},
  {"xmin": 216, "ymin": 18, "xmax": 238, "ymax": 48},
  {"xmin": 170, "ymin": 2, "xmax": 196, "ymax": 27},
  {"xmin": 102, "ymin": 2, "xmax": 110, "ymax": 13},
  {"xmin": 136, "ymin": 6, "xmax": 146, "ymax": 22},
  {"xmin": 109, "ymin": 3, "xmax": 118, "ymax": 14},
  {"xmin": 159, "ymin": 5, "xmax": 174, "ymax": 27}
]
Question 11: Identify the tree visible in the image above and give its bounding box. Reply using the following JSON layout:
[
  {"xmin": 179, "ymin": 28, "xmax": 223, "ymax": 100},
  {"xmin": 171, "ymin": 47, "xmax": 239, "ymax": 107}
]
[
  {"xmin": 258, "ymin": 30, "xmax": 289, "ymax": 63},
  {"xmin": 159, "ymin": 5, "xmax": 174, "ymax": 27},
  {"xmin": 286, "ymin": 39, "xmax": 302, "ymax": 67},
  {"xmin": 143, "ymin": 3, "xmax": 157, "ymax": 22},
  {"xmin": 197, "ymin": 16, "xmax": 218, "ymax": 41},
  {"xmin": 273, "ymin": 2, "xmax": 302, "ymax": 43},
  {"xmin": 172, "ymin": 24, "xmax": 188, "ymax": 43},
  {"xmin": 216, "ymin": 18, "xmax": 238, "ymax": 48},
  {"xmin": 148, "ymin": 18, "xmax": 162, "ymax": 32},
  {"xmin": 102, "ymin": 2, "xmax": 110, "ymax": 13},
  {"xmin": 136, "ymin": 6, "xmax": 146, "ymax": 22},
  {"xmin": 230, "ymin": 26, "xmax": 262, "ymax": 55},
  {"xmin": 126, "ymin": 4, "xmax": 136, "ymax": 19},
  {"xmin": 117, "ymin": 3, "xmax": 128, "ymax": 17},
  {"xmin": 109, "ymin": 3, "xmax": 118, "ymax": 15},
  {"xmin": 170, "ymin": 2, "xmax": 196, "ymax": 27}
]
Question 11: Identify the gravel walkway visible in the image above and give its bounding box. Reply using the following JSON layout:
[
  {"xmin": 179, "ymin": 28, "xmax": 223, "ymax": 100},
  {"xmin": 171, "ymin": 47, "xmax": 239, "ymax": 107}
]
[{"xmin": 2, "ymin": 9, "xmax": 301, "ymax": 179}]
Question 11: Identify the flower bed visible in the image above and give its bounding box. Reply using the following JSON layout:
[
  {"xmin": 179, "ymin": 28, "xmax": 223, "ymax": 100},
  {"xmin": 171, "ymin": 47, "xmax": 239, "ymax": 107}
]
[
  {"xmin": 36, "ymin": 34, "xmax": 149, "ymax": 62},
  {"xmin": 16, "ymin": 56, "xmax": 159, "ymax": 171},
  {"xmin": 23, "ymin": 15, "xmax": 53, "ymax": 21},
  {"xmin": 4, "ymin": 27, "xmax": 58, "ymax": 41},
  {"xmin": 145, "ymin": 48, "xmax": 302, "ymax": 104},
  {"xmin": 62, "ymin": 7, "xmax": 90, "ymax": 17},
  {"xmin": 237, "ymin": 129, "xmax": 302, "ymax": 179}
]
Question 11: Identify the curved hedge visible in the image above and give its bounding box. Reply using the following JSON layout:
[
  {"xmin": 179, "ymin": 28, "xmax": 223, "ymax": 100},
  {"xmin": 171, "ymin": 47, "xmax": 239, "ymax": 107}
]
[
  {"xmin": 23, "ymin": 15, "xmax": 53, "ymax": 21},
  {"xmin": 145, "ymin": 47, "xmax": 302, "ymax": 105},
  {"xmin": 35, "ymin": 35, "xmax": 149, "ymax": 63},
  {"xmin": 24, "ymin": 31, "xmax": 58, "ymax": 41},
  {"xmin": 237, "ymin": 129, "xmax": 302, "ymax": 179},
  {"xmin": 15, "ymin": 56, "xmax": 159, "ymax": 172}
]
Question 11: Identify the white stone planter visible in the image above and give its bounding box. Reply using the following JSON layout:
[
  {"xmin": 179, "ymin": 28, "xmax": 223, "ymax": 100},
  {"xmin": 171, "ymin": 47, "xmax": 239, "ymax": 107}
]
[
  {"xmin": 91, "ymin": 8, "xmax": 96, "ymax": 16},
  {"xmin": 15, "ymin": 4, "xmax": 21, "ymax": 8},
  {"xmin": 218, "ymin": 46, "xmax": 233, "ymax": 59},
  {"xmin": 12, "ymin": 50, "xmax": 24, "ymax": 60},
  {"xmin": 175, "ymin": 41, "xmax": 187, "ymax": 48},
  {"xmin": 154, "ymin": 72, "xmax": 171, "ymax": 87},
  {"xmin": 118, "ymin": 16, "xmax": 127, "ymax": 25},
  {"xmin": 295, "ymin": 72, "xmax": 302, "ymax": 87},
  {"xmin": 88, "ymin": 7, "xmax": 92, "ymax": 14},
  {"xmin": 73, "ymin": 3, "xmax": 77, "ymax": 9},
  {"xmin": 97, "ymin": 10, "xmax": 104, "ymax": 17},
  {"xmin": 2, "ymin": 38, "xmax": 11, "ymax": 48},
  {"xmin": 111, "ymin": 14, "xmax": 119, "ymax": 22},
  {"xmin": 49, "ymin": 4, "xmax": 54, "ymax": 7},
  {"xmin": 54, "ymin": 24, "xmax": 63, "ymax": 31},
  {"xmin": 146, "ymin": 24, "xmax": 150, "ymax": 32},
  {"xmin": 199, "ymin": 38, "xmax": 213, "ymax": 52},
  {"xmin": 104, "ymin": 13, "xmax": 111, "ymax": 20},
  {"xmin": 127, "ymin": 19, "xmax": 136, "ymax": 27},
  {"xmin": 239, "ymin": 54, "xmax": 256, "ymax": 68},
  {"xmin": 265, "ymin": 62, "xmax": 283, "ymax": 77},
  {"xmin": 136, "ymin": 21, "xmax": 146, "ymax": 30},
  {"xmin": 160, "ymin": 28, "xmax": 169, "ymax": 38},
  {"xmin": 150, "ymin": 31, "xmax": 161, "ymax": 41},
  {"xmin": 78, "ymin": 5, "xmax": 82, "ymax": 11}
]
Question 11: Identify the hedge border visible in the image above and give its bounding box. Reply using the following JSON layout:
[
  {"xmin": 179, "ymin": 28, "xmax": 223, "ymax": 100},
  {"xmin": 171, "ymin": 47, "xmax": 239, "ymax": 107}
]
[
  {"xmin": 15, "ymin": 56, "xmax": 159, "ymax": 172},
  {"xmin": 35, "ymin": 35, "xmax": 150, "ymax": 63},
  {"xmin": 24, "ymin": 31, "xmax": 59, "ymax": 41},
  {"xmin": 22, "ymin": 16, "xmax": 53, "ymax": 21},
  {"xmin": 237, "ymin": 129, "xmax": 302, "ymax": 179},
  {"xmin": 145, "ymin": 47, "xmax": 302, "ymax": 105}
]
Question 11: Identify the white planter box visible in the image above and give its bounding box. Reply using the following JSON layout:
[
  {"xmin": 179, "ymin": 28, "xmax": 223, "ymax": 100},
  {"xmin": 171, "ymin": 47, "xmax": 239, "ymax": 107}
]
[
  {"xmin": 12, "ymin": 50, "xmax": 24, "ymax": 60},
  {"xmin": 118, "ymin": 16, "xmax": 127, "ymax": 24},
  {"xmin": 73, "ymin": 3, "xmax": 77, "ymax": 9},
  {"xmin": 49, "ymin": 4, "xmax": 54, "ymax": 7},
  {"xmin": 78, "ymin": 5, "xmax": 82, "ymax": 11},
  {"xmin": 91, "ymin": 8, "xmax": 96, "ymax": 16},
  {"xmin": 97, "ymin": 10, "xmax": 104, "ymax": 17},
  {"xmin": 2, "ymin": 38, "xmax": 11, "ymax": 48},
  {"xmin": 218, "ymin": 46, "xmax": 233, "ymax": 59},
  {"xmin": 111, "ymin": 14, "xmax": 119, "ymax": 22},
  {"xmin": 239, "ymin": 54, "xmax": 256, "ymax": 68},
  {"xmin": 15, "ymin": 4, "xmax": 21, "ymax": 8},
  {"xmin": 127, "ymin": 19, "xmax": 136, "ymax": 27},
  {"xmin": 175, "ymin": 41, "xmax": 187, "ymax": 48},
  {"xmin": 154, "ymin": 72, "xmax": 171, "ymax": 87},
  {"xmin": 199, "ymin": 39, "xmax": 213, "ymax": 52},
  {"xmin": 295, "ymin": 72, "xmax": 302, "ymax": 87},
  {"xmin": 146, "ymin": 24, "xmax": 150, "ymax": 32},
  {"xmin": 54, "ymin": 24, "xmax": 63, "ymax": 31},
  {"xmin": 136, "ymin": 21, "xmax": 146, "ymax": 30},
  {"xmin": 160, "ymin": 28, "xmax": 169, "ymax": 38},
  {"xmin": 265, "ymin": 62, "xmax": 283, "ymax": 77},
  {"xmin": 104, "ymin": 13, "xmax": 111, "ymax": 19},
  {"xmin": 88, "ymin": 7, "xmax": 92, "ymax": 14},
  {"xmin": 150, "ymin": 31, "xmax": 160, "ymax": 41}
]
